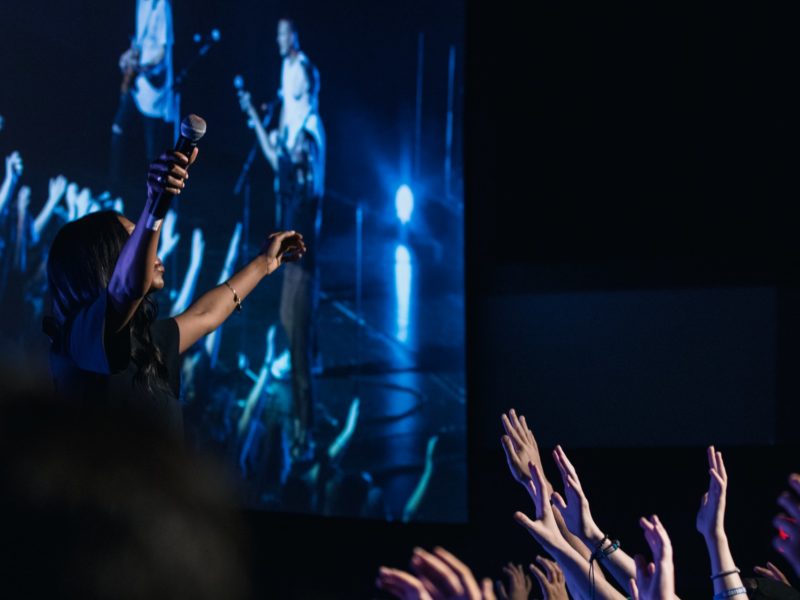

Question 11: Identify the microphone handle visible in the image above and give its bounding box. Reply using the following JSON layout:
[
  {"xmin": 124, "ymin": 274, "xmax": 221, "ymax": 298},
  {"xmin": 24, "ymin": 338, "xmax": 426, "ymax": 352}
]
[{"xmin": 149, "ymin": 136, "xmax": 199, "ymax": 224}]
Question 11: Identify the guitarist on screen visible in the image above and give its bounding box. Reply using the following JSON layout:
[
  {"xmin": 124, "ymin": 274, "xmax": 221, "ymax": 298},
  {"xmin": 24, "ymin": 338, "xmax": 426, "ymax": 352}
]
[
  {"xmin": 109, "ymin": 0, "xmax": 176, "ymax": 193},
  {"xmin": 238, "ymin": 18, "xmax": 325, "ymax": 464}
]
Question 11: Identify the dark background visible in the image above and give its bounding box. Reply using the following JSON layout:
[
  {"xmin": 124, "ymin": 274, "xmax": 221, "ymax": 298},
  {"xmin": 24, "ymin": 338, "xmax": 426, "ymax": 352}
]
[{"xmin": 2, "ymin": 0, "xmax": 800, "ymax": 597}]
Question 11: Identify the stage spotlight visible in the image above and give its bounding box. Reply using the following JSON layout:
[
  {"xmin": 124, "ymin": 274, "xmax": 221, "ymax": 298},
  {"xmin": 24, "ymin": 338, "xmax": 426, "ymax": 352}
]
[{"xmin": 395, "ymin": 184, "xmax": 414, "ymax": 225}]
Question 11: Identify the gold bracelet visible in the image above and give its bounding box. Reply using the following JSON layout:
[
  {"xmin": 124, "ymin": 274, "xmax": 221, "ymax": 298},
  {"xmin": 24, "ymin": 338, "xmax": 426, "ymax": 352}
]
[{"xmin": 223, "ymin": 280, "xmax": 242, "ymax": 312}]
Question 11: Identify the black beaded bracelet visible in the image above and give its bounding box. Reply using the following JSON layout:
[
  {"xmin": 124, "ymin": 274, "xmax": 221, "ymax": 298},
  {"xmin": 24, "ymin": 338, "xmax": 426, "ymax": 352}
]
[{"xmin": 711, "ymin": 568, "xmax": 740, "ymax": 580}]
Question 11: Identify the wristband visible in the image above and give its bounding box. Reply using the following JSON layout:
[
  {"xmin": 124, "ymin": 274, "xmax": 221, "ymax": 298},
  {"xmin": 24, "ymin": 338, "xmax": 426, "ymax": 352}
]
[{"xmin": 713, "ymin": 587, "xmax": 747, "ymax": 600}]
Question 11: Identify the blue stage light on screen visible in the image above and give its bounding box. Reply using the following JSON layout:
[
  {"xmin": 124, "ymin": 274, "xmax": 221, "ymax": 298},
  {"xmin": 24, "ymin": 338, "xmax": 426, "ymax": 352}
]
[
  {"xmin": 395, "ymin": 184, "xmax": 414, "ymax": 224},
  {"xmin": 394, "ymin": 244, "xmax": 412, "ymax": 343}
]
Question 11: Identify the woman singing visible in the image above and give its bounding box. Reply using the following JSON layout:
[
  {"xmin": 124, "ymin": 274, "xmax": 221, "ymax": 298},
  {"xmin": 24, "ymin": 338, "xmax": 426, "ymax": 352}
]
[{"xmin": 44, "ymin": 148, "xmax": 305, "ymax": 438}]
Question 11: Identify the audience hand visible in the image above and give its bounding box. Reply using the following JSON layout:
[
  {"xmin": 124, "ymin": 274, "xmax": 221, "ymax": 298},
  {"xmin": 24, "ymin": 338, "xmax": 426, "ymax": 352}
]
[
  {"xmin": 696, "ymin": 446, "xmax": 727, "ymax": 541},
  {"xmin": 495, "ymin": 562, "xmax": 532, "ymax": 600},
  {"xmin": 378, "ymin": 546, "xmax": 496, "ymax": 600},
  {"xmin": 773, "ymin": 474, "xmax": 800, "ymax": 578},
  {"xmin": 528, "ymin": 556, "xmax": 568, "ymax": 600},
  {"xmin": 501, "ymin": 409, "xmax": 547, "ymax": 492},
  {"xmin": 550, "ymin": 444, "xmax": 602, "ymax": 544},
  {"xmin": 628, "ymin": 515, "xmax": 675, "ymax": 600},
  {"xmin": 753, "ymin": 561, "xmax": 790, "ymax": 585}
]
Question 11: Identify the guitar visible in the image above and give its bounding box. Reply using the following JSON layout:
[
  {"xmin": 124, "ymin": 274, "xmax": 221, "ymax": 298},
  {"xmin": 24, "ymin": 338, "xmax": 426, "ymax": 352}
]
[{"xmin": 235, "ymin": 76, "xmax": 282, "ymax": 171}]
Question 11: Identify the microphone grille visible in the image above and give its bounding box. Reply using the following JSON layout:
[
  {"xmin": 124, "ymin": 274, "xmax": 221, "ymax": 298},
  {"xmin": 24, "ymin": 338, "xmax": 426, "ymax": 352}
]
[{"xmin": 180, "ymin": 114, "xmax": 207, "ymax": 142}]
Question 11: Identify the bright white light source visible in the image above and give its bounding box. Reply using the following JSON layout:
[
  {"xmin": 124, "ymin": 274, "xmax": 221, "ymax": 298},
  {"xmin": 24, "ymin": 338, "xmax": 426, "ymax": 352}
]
[
  {"xmin": 395, "ymin": 244, "xmax": 412, "ymax": 342},
  {"xmin": 395, "ymin": 184, "xmax": 414, "ymax": 224}
]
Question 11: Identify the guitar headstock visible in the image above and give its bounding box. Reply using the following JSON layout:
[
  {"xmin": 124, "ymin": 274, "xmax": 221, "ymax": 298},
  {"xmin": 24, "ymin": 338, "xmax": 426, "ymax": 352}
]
[{"xmin": 233, "ymin": 75, "xmax": 255, "ymax": 115}]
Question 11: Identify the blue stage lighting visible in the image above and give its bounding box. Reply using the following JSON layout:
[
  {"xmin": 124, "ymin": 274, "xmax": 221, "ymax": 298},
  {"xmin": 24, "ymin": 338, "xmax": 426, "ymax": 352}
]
[{"xmin": 395, "ymin": 184, "xmax": 414, "ymax": 224}]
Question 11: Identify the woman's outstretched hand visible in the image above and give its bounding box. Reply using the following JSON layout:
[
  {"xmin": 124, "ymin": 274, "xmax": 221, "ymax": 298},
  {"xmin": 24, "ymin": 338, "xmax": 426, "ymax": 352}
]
[{"xmin": 261, "ymin": 230, "xmax": 306, "ymax": 272}]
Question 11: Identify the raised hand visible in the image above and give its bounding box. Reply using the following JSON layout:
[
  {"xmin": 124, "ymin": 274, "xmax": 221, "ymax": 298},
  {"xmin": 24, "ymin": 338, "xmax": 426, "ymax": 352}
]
[
  {"xmin": 377, "ymin": 567, "xmax": 433, "ymax": 600},
  {"xmin": 547, "ymin": 445, "xmax": 603, "ymax": 544},
  {"xmin": 191, "ymin": 227, "xmax": 205, "ymax": 257},
  {"xmin": 158, "ymin": 209, "xmax": 181, "ymax": 261},
  {"xmin": 64, "ymin": 183, "xmax": 79, "ymax": 221},
  {"xmin": 500, "ymin": 409, "xmax": 547, "ymax": 490},
  {"xmin": 73, "ymin": 187, "xmax": 93, "ymax": 219},
  {"xmin": 696, "ymin": 446, "xmax": 728, "ymax": 540},
  {"xmin": 260, "ymin": 230, "xmax": 306, "ymax": 271},
  {"xmin": 47, "ymin": 175, "xmax": 68, "ymax": 207},
  {"xmin": 528, "ymin": 556, "xmax": 568, "ymax": 600},
  {"xmin": 514, "ymin": 462, "xmax": 568, "ymax": 552},
  {"xmin": 753, "ymin": 561, "xmax": 790, "ymax": 585},
  {"xmin": 495, "ymin": 562, "xmax": 532, "ymax": 600},
  {"xmin": 146, "ymin": 148, "xmax": 198, "ymax": 206},
  {"xmin": 629, "ymin": 516, "xmax": 675, "ymax": 600},
  {"xmin": 773, "ymin": 473, "xmax": 800, "ymax": 577},
  {"xmin": 378, "ymin": 546, "xmax": 496, "ymax": 600},
  {"xmin": 5, "ymin": 150, "xmax": 22, "ymax": 182}
]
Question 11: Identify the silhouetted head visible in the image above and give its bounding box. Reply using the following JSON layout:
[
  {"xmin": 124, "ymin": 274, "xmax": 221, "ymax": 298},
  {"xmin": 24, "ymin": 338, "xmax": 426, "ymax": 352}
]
[
  {"xmin": 45, "ymin": 211, "xmax": 167, "ymax": 389},
  {"xmin": 46, "ymin": 211, "xmax": 164, "ymax": 326}
]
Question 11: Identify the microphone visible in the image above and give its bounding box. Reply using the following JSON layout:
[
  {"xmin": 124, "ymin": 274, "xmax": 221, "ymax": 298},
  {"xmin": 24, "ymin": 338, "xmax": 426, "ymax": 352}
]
[{"xmin": 148, "ymin": 114, "xmax": 207, "ymax": 226}]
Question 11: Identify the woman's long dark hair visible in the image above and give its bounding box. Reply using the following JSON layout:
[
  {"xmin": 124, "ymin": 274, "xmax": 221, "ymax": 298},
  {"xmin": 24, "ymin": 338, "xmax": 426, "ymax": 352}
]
[{"xmin": 45, "ymin": 211, "xmax": 168, "ymax": 393}]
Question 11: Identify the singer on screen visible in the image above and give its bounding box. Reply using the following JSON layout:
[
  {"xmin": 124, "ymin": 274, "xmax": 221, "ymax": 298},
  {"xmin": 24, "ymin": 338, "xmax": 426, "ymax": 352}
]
[
  {"xmin": 43, "ymin": 142, "xmax": 306, "ymax": 439},
  {"xmin": 109, "ymin": 0, "xmax": 176, "ymax": 192}
]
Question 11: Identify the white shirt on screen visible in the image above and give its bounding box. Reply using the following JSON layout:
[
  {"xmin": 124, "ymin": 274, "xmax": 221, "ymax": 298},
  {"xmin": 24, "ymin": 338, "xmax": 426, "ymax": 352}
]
[{"xmin": 132, "ymin": 0, "xmax": 174, "ymax": 121}]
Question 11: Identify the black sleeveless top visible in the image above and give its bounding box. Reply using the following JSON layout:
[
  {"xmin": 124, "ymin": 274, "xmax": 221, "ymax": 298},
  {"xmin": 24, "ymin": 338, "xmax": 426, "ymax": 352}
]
[{"xmin": 48, "ymin": 291, "xmax": 183, "ymax": 440}]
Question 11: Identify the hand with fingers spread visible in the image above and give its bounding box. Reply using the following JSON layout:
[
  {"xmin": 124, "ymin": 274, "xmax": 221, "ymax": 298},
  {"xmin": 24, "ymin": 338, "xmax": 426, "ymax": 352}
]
[
  {"xmin": 501, "ymin": 409, "xmax": 548, "ymax": 492},
  {"xmin": 753, "ymin": 561, "xmax": 790, "ymax": 585},
  {"xmin": 528, "ymin": 556, "xmax": 568, "ymax": 600},
  {"xmin": 377, "ymin": 546, "xmax": 496, "ymax": 600},
  {"xmin": 773, "ymin": 473, "xmax": 800, "ymax": 577},
  {"xmin": 495, "ymin": 562, "xmax": 532, "ymax": 600},
  {"xmin": 515, "ymin": 468, "xmax": 625, "ymax": 600},
  {"xmin": 629, "ymin": 515, "xmax": 675, "ymax": 600}
]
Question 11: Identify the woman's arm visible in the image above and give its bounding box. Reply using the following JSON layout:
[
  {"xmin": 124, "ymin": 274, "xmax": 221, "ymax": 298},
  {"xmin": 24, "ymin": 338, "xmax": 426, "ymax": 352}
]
[
  {"xmin": 107, "ymin": 149, "xmax": 195, "ymax": 332},
  {"xmin": 174, "ymin": 230, "xmax": 305, "ymax": 354}
]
